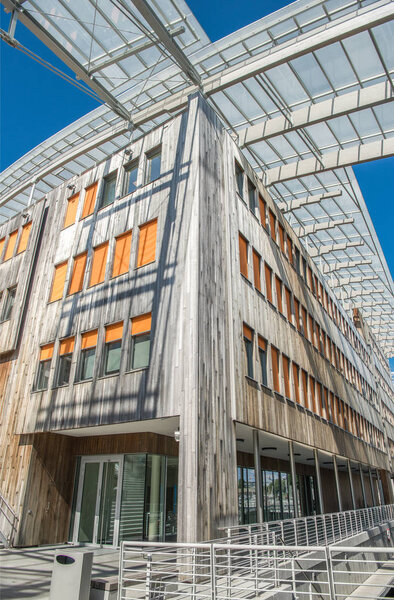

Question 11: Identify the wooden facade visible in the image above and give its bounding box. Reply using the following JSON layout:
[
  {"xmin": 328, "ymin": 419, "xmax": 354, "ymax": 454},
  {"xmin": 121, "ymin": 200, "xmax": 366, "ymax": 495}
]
[{"xmin": 0, "ymin": 93, "xmax": 393, "ymax": 546}]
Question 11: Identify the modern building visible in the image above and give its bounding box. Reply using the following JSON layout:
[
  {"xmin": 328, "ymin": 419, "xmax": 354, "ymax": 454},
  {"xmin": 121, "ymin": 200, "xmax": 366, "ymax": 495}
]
[{"xmin": 0, "ymin": 0, "xmax": 393, "ymax": 549}]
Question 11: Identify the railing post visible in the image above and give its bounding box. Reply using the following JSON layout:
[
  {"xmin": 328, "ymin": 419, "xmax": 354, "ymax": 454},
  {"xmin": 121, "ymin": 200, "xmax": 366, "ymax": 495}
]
[
  {"xmin": 192, "ymin": 547, "xmax": 197, "ymax": 600},
  {"xmin": 145, "ymin": 552, "xmax": 152, "ymax": 600},
  {"xmin": 325, "ymin": 546, "xmax": 336, "ymax": 600},
  {"xmin": 210, "ymin": 545, "xmax": 216, "ymax": 600}
]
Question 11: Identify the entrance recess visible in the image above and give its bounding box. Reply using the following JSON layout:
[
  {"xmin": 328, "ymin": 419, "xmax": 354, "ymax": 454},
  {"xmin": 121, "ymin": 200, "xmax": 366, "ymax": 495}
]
[{"xmin": 73, "ymin": 455, "xmax": 123, "ymax": 546}]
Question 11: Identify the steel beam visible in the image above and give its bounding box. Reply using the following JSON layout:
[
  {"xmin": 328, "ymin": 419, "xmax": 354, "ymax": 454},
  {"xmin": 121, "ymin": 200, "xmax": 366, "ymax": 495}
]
[
  {"xmin": 0, "ymin": 0, "xmax": 131, "ymax": 121},
  {"xmin": 342, "ymin": 287, "xmax": 384, "ymax": 299},
  {"xmin": 288, "ymin": 441, "xmax": 299, "ymax": 518},
  {"xmin": 265, "ymin": 138, "xmax": 394, "ymax": 185},
  {"xmin": 0, "ymin": 121, "xmax": 131, "ymax": 208},
  {"xmin": 293, "ymin": 217, "xmax": 354, "ymax": 237},
  {"xmin": 238, "ymin": 81, "xmax": 393, "ymax": 147},
  {"xmin": 278, "ymin": 189, "xmax": 342, "ymax": 212},
  {"xmin": 308, "ymin": 240, "xmax": 364, "ymax": 257},
  {"xmin": 314, "ymin": 449, "xmax": 324, "ymax": 514},
  {"xmin": 322, "ymin": 259, "xmax": 373, "ymax": 274},
  {"xmin": 333, "ymin": 275, "xmax": 379, "ymax": 287}
]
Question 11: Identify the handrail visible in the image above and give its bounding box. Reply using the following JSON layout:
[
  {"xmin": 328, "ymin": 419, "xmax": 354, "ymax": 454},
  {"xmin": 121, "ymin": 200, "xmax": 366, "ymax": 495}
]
[{"xmin": 0, "ymin": 490, "xmax": 19, "ymax": 547}]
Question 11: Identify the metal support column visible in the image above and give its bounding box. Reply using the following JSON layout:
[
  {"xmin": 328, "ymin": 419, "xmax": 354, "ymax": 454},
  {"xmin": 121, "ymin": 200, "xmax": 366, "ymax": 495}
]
[
  {"xmin": 333, "ymin": 456, "xmax": 343, "ymax": 512},
  {"xmin": 376, "ymin": 469, "xmax": 383, "ymax": 505},
  {"xmin": 347, "ymin": 460, "xmax": 356, "ymax": 509},
  {"xmin": 253, "ymin": 430, "xmax": 263, "ymax": 523},
  {"xmin": 359, "ymin": 464, "xmax": 367, "ymax": 508},
  {"xmin": 289, "ymin": 441, "xmax": 299, "ymax": 518},
  {"xmin": 369, "ymin": 468, "xmax": 377, "ymax": 506},
  {"xmin": 314, "ymin": 449, "xmax": 324, "ymax": 514}
]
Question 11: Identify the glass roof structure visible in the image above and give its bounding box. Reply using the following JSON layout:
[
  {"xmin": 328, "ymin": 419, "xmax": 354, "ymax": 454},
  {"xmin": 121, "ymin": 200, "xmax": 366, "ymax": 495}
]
[{"xmin": 0, "ymin": 0, "xmax": 393, "ymax": 357}]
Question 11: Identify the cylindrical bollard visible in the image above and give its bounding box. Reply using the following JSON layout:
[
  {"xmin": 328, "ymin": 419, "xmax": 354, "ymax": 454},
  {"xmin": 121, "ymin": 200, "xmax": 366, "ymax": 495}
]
[{"xmin": 49, "ymin": 549, "xmax": 93, "ymax": 600}]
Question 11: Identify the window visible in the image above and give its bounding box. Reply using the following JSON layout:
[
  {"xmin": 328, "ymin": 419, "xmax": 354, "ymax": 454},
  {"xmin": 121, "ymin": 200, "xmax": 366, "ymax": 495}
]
[
  {"xmin": 235, "ymin": 161, "xmax": 244, "ymax": 198},
  {"xmin": 310, "ymin": 377, "xmax": 316, "ymax": 413},
  {"xmin": 137, "ymin": 219, "xmax": 157, "ymax": 267},
  {"xmin": 264, "ymin": 263, "xmax": 272, "ymax": 303},
  {"xmin": 302, "ymin": 307, "xmax": 308, "ymax": 339},
  {"xmin": 278, "ymin": 224, "xmax": 285, "ymax": 253},
  {"xmin": 99, "ymin": 171, "xmax": 117, "ymax": 209},
  {"xmin": 302, "ymin": 370, "xmax": 309, "ymax": 408},
  {"xmin": 271, "ymin": 346, "xmax": 280, "ymax": 393},
  {"xmin": 130, "ymin": 313, "xmax": 152, "ymax": 369},
  {"xmin": 285, "ymin": 287, "xmax": 292, "ymax": 323},
  {"xmin": 283, "ymin": 355, "xmax": 290, "ymax": 398},
  {"xmin": 275, "ymin": 276, "xmax": 283, "ymax": 314},
  {"xmin": 1, "ymin": 287, "xmax": 16, "ymax": 321},
  {"xmin": 316, "ymin": 383, "xmax": 323, "ymax": 417},
  {"xmin": 287, "ymin": 237, "xmax": 293, "ymax": 265},
  {"xmin": 309, "ymin": 315, "xmax": 316, "ymax": 347},
  {"xmin": 258, "ymin": 195, "xmax": 266, "ymax": 228},
  {"xmin": 112, "ymin": 231, "xmax": 132, "ymax": 278},
  {"xmin": 292, "ymin": 363, "xmax": 300, "ymax": 404},
  {"xmin": 323, "ymin": 387, "xmax": 329, "ymax": 420},
  {"xmin": 252, "ymin": 249, "xmax": 261, "ymax": 291},
  {"xmin": 269, "ymin": 210, "xmax": 276, "ymax": 242},
  {"xmin": 4, "ymin": 230, "xmax": 18, "ymax": 261},
  {"xmin": 34, "ymin": 343, "xmax": 54, "ymax": 391},
  {"xmin": 294, "ymin": 298, "xmax": 301, "ymax": 332},
  {"xmin": 294, "ymin": 247, "xmax": 300, "ymax": 274},
  {"xmin": 49, "ymin": 261, "xmax": 68, "ymax": 302},
  {"xmin": 81, "ymin": 182, "xmax": 98, "ymax": 219},
  {"xmin": 17, "ymin": 222, "xmax": 32, "ymax": 254},
  {"xmin": 239, "ymin": 234, "xmax": 248, "ymax": 279},
  {"xmin": 103, "ymin": 322, "xmax": 123, "ymax": 375},
  {"xmin": 123, "ymin": 160, "xmax": 138, "ymax": 196},
  {"xmin": 247, "ymin": 178, "xmax": 256, "ymax": 212},
  {"xmin": 56, "ymin": 337, "xmax": 75, "ymax": 386},
  {"xmin": 78, "ymin": 329, "xmax": 98, "ymax": 381},
  {"xmin": 89, "ymin": 242, "xmax": 108, "ymax": 287},
  {"xmin": 68, "ymin": 252, "xmax": 87, "ymax": 295},
  {"xmin": 258, "ymin": 336, "xmax": 267, "ymax": 386},
  {"xmin": 145, "ymin": 147, "xmax": 161, "ymax": 184},
  {"xmin": 307, "ymin": 267, "xmax": 314, "ymax": 292},
  {"xmin": 63, "ymin": 193, "xmax": 79, "ymax": 228},
  {"xmin": 243, "ymin": 324, "xmax": 253, "ymax": 378},
  {"xmin": 0, "ymin": 237, "xmax": 5, "ymax": 260}
]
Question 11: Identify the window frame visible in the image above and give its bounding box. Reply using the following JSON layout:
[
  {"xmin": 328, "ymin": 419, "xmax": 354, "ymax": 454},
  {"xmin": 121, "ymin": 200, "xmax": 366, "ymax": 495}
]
[
  {"xmin": 243, "ymin": 323, "xmax": 254, "ymax": 379},
  {"xmin": 145, "ymin": 146, "xmax": 162, "ymax": 185},
  {"xmin": 99, "ymin": 171, "xmax": 118, "ymax": 210},
  {"xmin": 123, "ymin": 159, "xmax": 139, "ymax": 196},
  {"xmin": 1, "ymin": 286, "xmax": 17, "ymax": 322}
]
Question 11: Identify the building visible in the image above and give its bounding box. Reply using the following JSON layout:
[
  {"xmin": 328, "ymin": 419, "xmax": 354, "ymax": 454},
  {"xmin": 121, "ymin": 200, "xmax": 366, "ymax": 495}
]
[{"xmin": 0, "ymin": 0, "xmax": 393, "ymax": 548}]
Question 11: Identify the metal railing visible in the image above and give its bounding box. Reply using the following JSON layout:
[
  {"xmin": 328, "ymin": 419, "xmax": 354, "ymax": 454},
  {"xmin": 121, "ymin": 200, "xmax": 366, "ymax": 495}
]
[
  {"xmin": 119, "ymin": 505, "xmax": 394, "ymax": 600},
  {"xmin": 0, "ymin": 490, "xmax": 18, "ymax": 547}
]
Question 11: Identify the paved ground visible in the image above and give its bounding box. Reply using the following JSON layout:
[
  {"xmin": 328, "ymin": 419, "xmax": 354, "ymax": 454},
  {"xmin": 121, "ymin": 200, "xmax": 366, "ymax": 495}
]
[{"xmin": 0, "ymin": 544, "xmax": 119, "ymax": 599}]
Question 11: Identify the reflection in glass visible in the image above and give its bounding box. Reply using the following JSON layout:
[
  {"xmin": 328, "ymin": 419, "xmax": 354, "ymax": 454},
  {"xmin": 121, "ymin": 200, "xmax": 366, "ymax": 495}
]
[
  {"xmin": 78, "ymin": 462, "xmax": 99, "ymax": 543},
  {"xmin": 119, "ymin": 454, "xmax": 146, "ymax": 542},
  {"xmin": 98, "ymin": 461, "xmax": 119, "ymax": 545}
]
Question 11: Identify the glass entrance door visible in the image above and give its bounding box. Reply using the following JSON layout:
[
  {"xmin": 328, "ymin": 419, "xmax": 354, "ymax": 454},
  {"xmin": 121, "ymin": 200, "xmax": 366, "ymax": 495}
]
[{"xmin": 73, "ymin": 455, "xmax": 123, "ymax": 546}]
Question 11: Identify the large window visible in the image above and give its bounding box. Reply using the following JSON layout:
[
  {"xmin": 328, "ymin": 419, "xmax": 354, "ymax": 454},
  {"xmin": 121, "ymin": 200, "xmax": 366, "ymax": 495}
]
[
  {"xmin": 130, "ymin": 313, "xmax": 152, "ymax": 370},
  {"xmin": 112, "ymin": 231, "xmax": 132, "ymax": 278},
  {"xmin": 63, "ymin": 193, "xmax": 79, "ymax": 229},
  {"xmin": 81, "ymin": 182, "xmax": 98, "ymax": 219},
  {"xmin": 239, "ymin": 234, "xmax": 248, "ymax": 279},
  {"xmin": 78, "ymin": 330, "xmax": 98, "ymax": 381},
  {"xmin": 1, "ymin": 286, "xmax": 16, "ymax": 321},
  {"xmin": 89, "ymin": 242, "xmax": 108, "ymax": 287},
  {"xmin": 17, "ymin": 222, "xmax": 32, "ymax": 254},
  {"xmin": 34, "ymin": 343, "xmax": 54, "ymax": 391},
  {"xmin": 247, "ymin": 178, "xmax": 256, "ymax": 212},
  {"xmin": 145, "ymin": 147, "xmax": 161, "ymax": 184},
  {"xmin": 283, "ymin": 355, "xmax": 290, "ymax": 398},
  {"xmin": 137, "ymin": 219, "xmax": 157, "ymax": 268},
  {"xmin": 123, "ymin": 160, "xmax": 138, "ymax": 196},
  {"xmin": 243, "ymin": 324, "xmax": 254, "ymax": 378},
  {"xmin": 235, "ymin": 161, "xmax": 244, "ymax": 198},
  {"xmin": 56, "ymin": 337, "xmax": 74, "ymax": 386},
  {"xmin": 258, "ymin": 195, "xmax": 266, "ymax": 228},
  {"xmin": 275, "ymin": 276, "xmax": 283, "ymax": 314},
  {"xmin": 253, "ymin": 250, "xmax": 261, "ymax": 291},
  {"xmin": 258, "ymin": 336, "xmax": 267, "ymax": 386},
  {"xmin": 68, "ymin": 252, "xmax": 87, "ymax": 295},
  {"xmin": 99, "ymin": 172, "xmax": 117, "ymax": 209},
  {"xmin": 103, "ymin": 322, "xmax": 123, "ymax": 375},
  {"xmin": 264, "ymin": 263, "xmax": 273, "ymax": 303},
  {"xmin": 4, "ymin": 230, "xmax": 18, "ymax": 261},
  {"xmin": 269, "ymin": 210, "xmax": 276, "ymax": 243},
  {"xmin": 271, "ymin": 346, "xmax": 280, "ymax": 393}
]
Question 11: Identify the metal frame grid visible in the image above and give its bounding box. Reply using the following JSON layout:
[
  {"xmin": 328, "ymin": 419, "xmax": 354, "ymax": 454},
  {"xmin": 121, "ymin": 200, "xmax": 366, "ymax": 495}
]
[{"xmin": 0, "ymin": 0, "xmax": 393, "ymax": 356}]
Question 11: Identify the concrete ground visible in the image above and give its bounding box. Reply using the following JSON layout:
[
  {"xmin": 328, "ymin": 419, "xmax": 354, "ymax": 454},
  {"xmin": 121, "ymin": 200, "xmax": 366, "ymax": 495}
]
[{"xmin": 0, "ymin": 544, "xmax": 119, "ymax": 600}]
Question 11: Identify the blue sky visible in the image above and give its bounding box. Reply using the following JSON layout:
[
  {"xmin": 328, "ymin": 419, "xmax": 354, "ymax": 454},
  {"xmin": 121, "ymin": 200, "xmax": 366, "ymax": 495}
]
[{"xmin": 0, "ymin": 0, "xmax": 392, "ymax": 367}]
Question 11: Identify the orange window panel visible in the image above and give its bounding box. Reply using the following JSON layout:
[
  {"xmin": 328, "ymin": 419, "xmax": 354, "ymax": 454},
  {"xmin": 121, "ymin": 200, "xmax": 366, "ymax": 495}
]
[
  {"xmin": 258, "ymin": 336, "xmax": 266, "ymax": 351},
  {"xmin": 264, "ymin": 263, "xmax": 273, "ymax": 303},
  {"xmin": 258, "ymin": 195, "xmax": 266, "ymax": 228},
  {"xmin": 239, "ymin": 234, "xmax": 248, "ymax": 278},
  {"xmin": 137, "ymin": 219, "xmax": 157, "ymax": 267},
  {"xmin": 323, "ymin": 387, "xmax": 329, "ymax": 420},
  {"xmin": 59, "ymin": 336, "xmax": 75, "ymax": 355},
  {"xmin": 315, "ymin": 276, "xmax": 319, "ymax": 300},
  {"xmin": 68, "ymin": 252, "xmax": 87, "ymax": 295},
  {"xmin": 17, "ymin": 222, "xmax": 32, "ymax": 254},
  {"xmin": 112, "ymin": 231, "xmax": 132, "ymax": 278},
  {"xmin": 302, "ymin": 307, "xmax": 308, "ymax": 340},
  {"xmin": 269, "ymin": 210, "xmax": 276, "ymax": 242},
  {"xmin": 82, "ymin": 329, "xmax": 98, "ymax": 349},
  {"xmin": 286, "ymin": 236, "xmax": 293, "ymax": 264},
  {"xmin": 294, "ymin": 298, "xmax": 301, "ymax": 332},
  {"xmin": 316, "ymin": 383, "xmax": 322, "ymax": 417},
  {"xmin": 321, "ymin": 330, "xmax": 326, "ymax": 357},
  {"xmin": 105, "ymin": 322, "xmax": 123, "ymax": 343},
  {"xmin": 49, "ymin": 261, "xmax": 68, "ymax": 302},
  {"xmin": 271, "ymin": 346, "xmax": 280, "ymax": 393},
  {"xmin": 302, "ymin": 370, "xmax": 309, "ymax": 408},
  {"xmin": 81, "ymin": 182, "xmax": 98, "ymax": 219},
  {"xmin": 278, "ymin": 224, "xmax": 285, "ymax": 253},
  {"xmin": 292, "ymin": 363, "xmax": 300, "ymax": 404},
  {"xmin": 4, "ymin": 230, "xmax": 18, "ymax": 261},
  {"xmin": 330, "ymin": 392, "xmax": 335, "ymax": 424},
  {"xmin": 285, "ymin": 287, "xmax": 292, "ymax": 323},
  {"xmin": 40, "ymin": 343, "xmax": 54, "ymax": 361},
  {"xmin": 310, "ymin": 377, "xmax": 316, "ymax": 413},
  {"xmin": 0, "ymin": 237, "xmax": 5, "ymax": 259},
  {"xmin": 63, "ymin": 193, "xmax": 79, "ymax": 228},
  {"xmin": 89, "ymin": 242, "xmax": 109, "ymax": 287},
  {"xmin": 243, "ymin": 323, "xmax": 253, "ymax": 341},
  {"xmin": 131, "ymin": 312, "xmax": 152, "ymax": 335},
  {"xmin": 275, "ymin": 276, "xmax": 283, "ymax": 313},
  {"xmin": 282, "ymin": 355, "xmax": 290, "ymax": 398},
  {"xmin": 252, "ymin": 249, "xmax": 261, "ymax": 291}
]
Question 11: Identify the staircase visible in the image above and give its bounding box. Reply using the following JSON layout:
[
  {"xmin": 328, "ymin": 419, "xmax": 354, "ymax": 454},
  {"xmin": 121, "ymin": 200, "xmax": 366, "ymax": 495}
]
[{"xmin": 0, "ymin": 490, "xmax": 18, "ymax": 548}]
